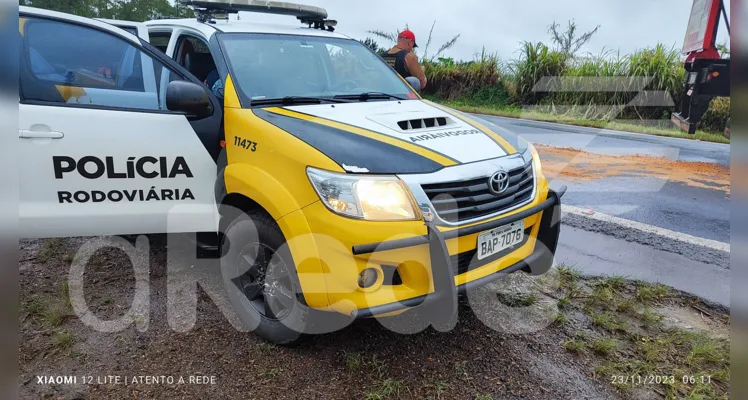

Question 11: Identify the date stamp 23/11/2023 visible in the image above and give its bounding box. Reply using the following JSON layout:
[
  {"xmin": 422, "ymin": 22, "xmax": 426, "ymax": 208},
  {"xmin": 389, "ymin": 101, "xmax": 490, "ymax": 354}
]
[{"xmin": 610, "ymin": 375, "xmax": 713, "ymax": 386}]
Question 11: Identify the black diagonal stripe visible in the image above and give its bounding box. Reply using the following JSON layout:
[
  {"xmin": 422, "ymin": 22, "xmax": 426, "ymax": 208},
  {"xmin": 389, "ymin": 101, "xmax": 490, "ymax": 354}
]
[
  {"xmin": 254, "ymin": 109, "xmax": 444, "ymax": 174},
  {"xmin": 277, "ymin": 107, "xmax": 461, "ymax": 165}
]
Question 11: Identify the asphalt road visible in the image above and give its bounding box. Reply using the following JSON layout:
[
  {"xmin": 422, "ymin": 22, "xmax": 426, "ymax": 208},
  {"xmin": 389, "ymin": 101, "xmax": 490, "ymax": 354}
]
[
  {"xmin": 475, "ymin": 115, "xmax": 731, "ymax": 243},
  {"xmin": 471, "ymin": 115, "xmax": 731, "ymax": 305}
]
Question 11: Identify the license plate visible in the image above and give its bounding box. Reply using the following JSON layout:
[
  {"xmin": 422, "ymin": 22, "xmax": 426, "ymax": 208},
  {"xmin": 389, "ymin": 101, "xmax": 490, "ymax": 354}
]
[{"xmin": 476, "ymin": 221, "xmax": 524, "ymax": 260}]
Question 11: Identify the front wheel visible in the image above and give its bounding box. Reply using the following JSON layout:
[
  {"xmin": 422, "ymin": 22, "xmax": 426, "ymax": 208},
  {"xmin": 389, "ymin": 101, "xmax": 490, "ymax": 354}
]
[{"xmin": 220, "ymin": 209, "xmax": 308, "ymax": 345}]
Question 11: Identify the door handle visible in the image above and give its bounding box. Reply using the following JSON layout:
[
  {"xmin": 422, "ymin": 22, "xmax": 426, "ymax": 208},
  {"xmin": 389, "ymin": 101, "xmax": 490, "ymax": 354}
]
[{"xmin": 19, "ymin": 130, "xmax": 64, "ymax": 139}]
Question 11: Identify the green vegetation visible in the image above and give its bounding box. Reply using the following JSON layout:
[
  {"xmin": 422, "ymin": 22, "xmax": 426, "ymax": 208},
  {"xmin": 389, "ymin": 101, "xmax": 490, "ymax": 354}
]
[
  {"xmin": 258, "ymin": 368, "xmax": 281, "ymax": 378},
  {"xmin": 556, "ymin": 274, "xmax": 729, "ymax": 399},
  {"xmin": 23, "ymin": 282, "xmax": 74, "ymax": 330},
  {"xmin": 454, "ymin": 361, "xmax": 469, "ymax": 379},
  {"xmin": 365, "ymin": 379, "xmax": 405, "ymax": 399},
  {"xmin": 257, "ymin": 342, "xmax": 277, "ymax": 355},
  {"xmin": 20, "ymin": 0, "xmax": 193, "ymax": 21},
  {"xmin": 636, "ymin": 282, "xmax": 672, "ymax": 303},
  {"xmin": 430, "ymin": 99, "xmax": 730, "ymax": 144},
  {"xmin": 36, "ymin": 238, "xmax": 70, "ymax": 264},
  {"xmin": 496, "ymin": 292, "xmax": 537, "ymax": 307},
  {"xmin": 591, "ymin": 338, "xmax": 617, "ymax": 356},
  {"xmin": 409, "ymin": 20, "xmax": 730, "ymax": 141},
  {"xmin": 564, "ymin": 339, "xmax": 585, "ymax": 353},
  {"xmin": 553, "ymin": 312, "xmax": 569, "ymax": 325},
  {"xmin": 431, "ymin": 379, "xmax": 451, "ymax": 398},
  {"xmin": 51, "ymin": 330, "xmax": 75, "ymax": 354},
  {"xmin": 591, "ymin": 312, "xmax": 626, "ymax": 333},
  {"xmin": 344, "ymin": 351, "xmax": 366, "ymax": 371}
]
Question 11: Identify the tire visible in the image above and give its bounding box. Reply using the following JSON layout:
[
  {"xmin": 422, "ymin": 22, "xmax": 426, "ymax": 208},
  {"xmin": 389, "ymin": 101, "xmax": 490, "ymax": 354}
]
[{"xmin": 220, "ymin": 209, "xmax": 309, "ymax": 345}]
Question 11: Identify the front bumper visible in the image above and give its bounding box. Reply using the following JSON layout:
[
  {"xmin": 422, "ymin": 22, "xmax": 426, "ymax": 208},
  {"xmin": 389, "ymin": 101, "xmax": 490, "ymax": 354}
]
[{"xmin": 350, "ymin": 185, "xmax": 566, "ymax": 319}]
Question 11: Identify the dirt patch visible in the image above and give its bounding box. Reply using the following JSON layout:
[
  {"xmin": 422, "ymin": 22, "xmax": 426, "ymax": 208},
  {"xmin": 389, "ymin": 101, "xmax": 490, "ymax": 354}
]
[
  {"xmin": 19, "ymin": 238, "xmax": 729, "ymax": 399},
  {"xmin": 654, "ymin": 303, "xmax": 730, "ymax": 340},
  {"xmin": 537, "ymin": 145, "xmax": 731, "ymax": 194}
]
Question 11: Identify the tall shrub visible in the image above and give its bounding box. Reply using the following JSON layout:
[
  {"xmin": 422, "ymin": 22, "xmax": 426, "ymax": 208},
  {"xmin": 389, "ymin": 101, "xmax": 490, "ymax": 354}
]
[
  {"xmin": 422, "ymin": 51, "xmax": 505, "ymax": 101},
  {"xmin": 509, "ymin": 42, "xmax": 568, "ymax": 105}
]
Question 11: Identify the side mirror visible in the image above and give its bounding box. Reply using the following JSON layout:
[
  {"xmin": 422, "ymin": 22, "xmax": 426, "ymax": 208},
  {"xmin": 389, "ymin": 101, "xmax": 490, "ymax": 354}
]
[
  {"xmin": 166, "ymin": 80, "xmax": 212, "ymax": 118},
  {"xmin": 405, "ymin": 76, "xmax": 421, "ymax": 93}
]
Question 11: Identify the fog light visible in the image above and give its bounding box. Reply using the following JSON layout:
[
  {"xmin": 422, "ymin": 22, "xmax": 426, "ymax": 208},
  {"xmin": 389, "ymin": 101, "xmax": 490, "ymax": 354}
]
[{"xmin": 358, "ymin": 268, "xmax": 379, "ymax": 289}]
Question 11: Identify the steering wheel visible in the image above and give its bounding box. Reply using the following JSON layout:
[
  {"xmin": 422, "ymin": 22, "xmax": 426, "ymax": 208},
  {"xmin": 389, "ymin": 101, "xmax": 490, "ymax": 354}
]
[{"xmin": 329, "ymin": 80, "xmax": 358, "ymax": 92}]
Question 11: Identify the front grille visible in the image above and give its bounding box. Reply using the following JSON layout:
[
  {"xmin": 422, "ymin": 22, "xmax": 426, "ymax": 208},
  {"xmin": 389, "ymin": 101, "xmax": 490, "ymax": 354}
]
[
  {"xmin": 421, "ymin": 161, "xmax": 534, "ymax": 223},
  {"xmin": 450, "ymin": 228, "xmax": 532, "ymax": 275}
]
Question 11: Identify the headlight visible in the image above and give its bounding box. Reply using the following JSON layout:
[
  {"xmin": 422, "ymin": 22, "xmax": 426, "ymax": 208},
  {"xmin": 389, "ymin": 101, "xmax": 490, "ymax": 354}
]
[
  {"xmin": 526, "ymin": 142, "xmax": 542, "ymax": 177},
  {"xmin": 306, "ymin": 167, "xmax": 419, "ymax": 221}
]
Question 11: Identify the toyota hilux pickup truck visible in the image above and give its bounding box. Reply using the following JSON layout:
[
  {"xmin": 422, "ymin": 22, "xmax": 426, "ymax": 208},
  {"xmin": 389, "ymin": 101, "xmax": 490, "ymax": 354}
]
[{"xmin": 18, "ymin": 0, "xmax": 565, "ymax": 344}]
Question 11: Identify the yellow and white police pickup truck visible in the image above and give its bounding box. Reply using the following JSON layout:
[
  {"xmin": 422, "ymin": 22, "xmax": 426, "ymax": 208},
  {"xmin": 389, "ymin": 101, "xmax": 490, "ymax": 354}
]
[{"xmin": 18, "ymin": 0, "xmax": 565, "ymax": 344}]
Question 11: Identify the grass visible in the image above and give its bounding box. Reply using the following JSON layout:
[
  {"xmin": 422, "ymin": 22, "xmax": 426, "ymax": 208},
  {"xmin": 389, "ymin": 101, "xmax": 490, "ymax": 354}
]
[
  {"xmin": 37, "ymin": 238, "xmax": 70, "ymax": 263},
  {"xmin": 431, "ymin": 379, "xmax": 451, "ymax": 398},
  {"xmin": 557, "ymin": 265, "xmax": 582, "ymax": 285},
  {"xmin": 24, "ymin": 297, "xmax": 45, "ymax": 318},
  {"xmin": 637, "ymin": 285, "xmax": 670, "ymax": 304},
  {"xmin": 589, "ymin": 285, "xmax": 615, "ymax": 308},
  {"xmin": 640, "ymin": 307, "xmax": 664, "ymax": 326},
  {"xmin": 591, "ymin": 312, "xmax": 626, "ymax": 333},
  {"xmin": 257, "ymin": 342, "xmax": 277, "ymax": 355},
  {"xmin": 615, "ymin": 298, "xmax": 637, "ymax": 314},
  {"xmin": 557, "ymin": 265, "xmax": 583, "ymax": 297},
  {"xmin": 23, "ymin": 282, "xmax": 74, "ymax": 330},
  {"xmin": 553, "ymin": 313, "xmax": 569, "ymax": 325},
  {"xmin": 365, "ymin": 378, "xmax": 404, "ymax": 399},
  {"xmin": 556, "ymin": 276, "xmax": 731, "ymax": 399},
  {"xmin": 591, "ymin": 338, "xmax": 617, "ymax": 356},
  {"xmin": 454, "ymin": 361, "xmax": 469, "ymax": 379},
  {"xmin": 636, "ymin": 282, "xmax": 672, "ymax": 303},
  {"xmin": 51, "ymin": 330, "xmax": 75, "ymax": 354},
  {"xmin": 347, "ymin": 354, "xmax": 408, "ymax": 399},
  {"xmin": 344, "ymin": 351, "xmax": 365, "ymax": 371},
  {"xmin": 258, "ymin": 368, "xmax": 281, "ymax": 378},
  {"xmin": 598, "ymin": 276, "xmax": 627, "ymax": 290},
  {"xmin": 431, "ymin": 100, "xmax": 730, "ymax": 144},
  {"xmin": 61, "ymin": 281, "xmax": 72, "ymax": 310},
  {"xmin": 475, "ymin": 395, "xmax": 493, "ymax": 400},
  {"xmin": 601, "ymin": 329, "xmax": 729, "ymax": 398},
  {"xmin": 564, "ymin": 339, "xmax": 585, "ymax": 353},
  {"xmin": 496, "ymin": 292, "xmax": 537, "ymax": 307}
]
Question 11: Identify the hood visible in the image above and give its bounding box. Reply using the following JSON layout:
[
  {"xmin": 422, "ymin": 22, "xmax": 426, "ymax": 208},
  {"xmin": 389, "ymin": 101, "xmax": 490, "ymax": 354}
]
[{"xmin": 253, "ymin": 100, "xmax": 527, "ymax": 174}]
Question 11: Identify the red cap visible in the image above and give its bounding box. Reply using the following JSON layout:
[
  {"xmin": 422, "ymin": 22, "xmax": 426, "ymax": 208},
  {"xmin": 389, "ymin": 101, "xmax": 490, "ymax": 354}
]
[{"xmin": 398, "ymin": 30, "xmax": 418, "ymax": 47}]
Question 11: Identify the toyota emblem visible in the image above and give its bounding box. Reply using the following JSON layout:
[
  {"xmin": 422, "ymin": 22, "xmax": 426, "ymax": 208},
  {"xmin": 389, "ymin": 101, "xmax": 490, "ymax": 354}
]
[{"xmin": 488, "ymin": 170, "xmax": 509, "ymax": 195}]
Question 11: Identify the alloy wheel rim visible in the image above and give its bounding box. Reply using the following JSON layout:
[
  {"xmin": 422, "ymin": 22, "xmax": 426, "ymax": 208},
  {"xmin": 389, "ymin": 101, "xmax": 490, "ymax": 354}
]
[{"xmin": 231, "ymin": 243, "xmax": 295, "ymax": 321}]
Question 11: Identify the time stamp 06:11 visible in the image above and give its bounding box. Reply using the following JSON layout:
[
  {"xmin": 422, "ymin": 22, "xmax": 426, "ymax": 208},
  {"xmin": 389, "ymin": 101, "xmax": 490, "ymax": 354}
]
[{"xmin": 610, "ymin": 375, "xmax": 715, "ymax": 386}]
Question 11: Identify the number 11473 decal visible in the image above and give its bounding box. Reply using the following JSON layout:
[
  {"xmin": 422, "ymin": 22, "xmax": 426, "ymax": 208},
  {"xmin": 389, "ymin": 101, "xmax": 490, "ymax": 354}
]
[{"xmin": 234, "ymin": 136, "xmax": 258, "ymax": 152}]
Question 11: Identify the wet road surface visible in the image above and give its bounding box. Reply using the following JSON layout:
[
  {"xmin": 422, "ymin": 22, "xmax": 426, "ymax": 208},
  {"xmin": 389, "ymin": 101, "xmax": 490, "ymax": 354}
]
[{"xmin": 476, "ymin": 115, "xmax": 730, "ymax": 243}]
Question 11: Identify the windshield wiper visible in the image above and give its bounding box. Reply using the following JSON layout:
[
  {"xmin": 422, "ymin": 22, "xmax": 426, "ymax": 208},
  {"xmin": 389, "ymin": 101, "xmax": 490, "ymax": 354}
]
[
  {"xmin": 251, "ymin": 96, "xmax": 350, "ymax": 106},
  {"xmin": 333, "ymin": 92, "xmax": 405, "ymax": 102}
]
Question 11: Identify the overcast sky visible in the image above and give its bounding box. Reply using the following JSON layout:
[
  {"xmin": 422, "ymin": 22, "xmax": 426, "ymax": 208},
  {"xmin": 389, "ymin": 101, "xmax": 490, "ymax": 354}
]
[{"xmin": 235, "ymin": 0, "xmax": 731, "ymax": 61}]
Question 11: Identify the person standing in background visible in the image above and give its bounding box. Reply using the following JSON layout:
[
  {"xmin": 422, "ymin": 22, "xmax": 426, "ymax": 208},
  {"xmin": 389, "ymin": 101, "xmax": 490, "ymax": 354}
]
[{"xmin": 382, "ymin": 29, "xmax": 428, "ymax": 90}]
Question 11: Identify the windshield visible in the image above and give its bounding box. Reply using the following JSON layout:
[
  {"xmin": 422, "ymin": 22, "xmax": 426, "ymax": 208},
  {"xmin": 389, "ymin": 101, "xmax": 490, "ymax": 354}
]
[{"xmin": 218, "ymin": 33, "xmax": 415, "ymax": 104}]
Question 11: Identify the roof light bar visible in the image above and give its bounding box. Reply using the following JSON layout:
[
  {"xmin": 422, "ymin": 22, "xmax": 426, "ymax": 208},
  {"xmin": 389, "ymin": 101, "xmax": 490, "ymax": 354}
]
[{"xmin": 179, "ymin": 0, "xmax": 327, "ymax": 20}]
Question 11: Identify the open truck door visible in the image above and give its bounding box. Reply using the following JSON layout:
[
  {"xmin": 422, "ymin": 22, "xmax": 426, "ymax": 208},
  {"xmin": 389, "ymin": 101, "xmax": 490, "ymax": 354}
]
[
  {"xmin": 671, "ymin": 0, "xmax": 730, "ymax": 134},
  {"xmin": 19, "ymin": 7, "xmax": 223, "ymax": 238}
]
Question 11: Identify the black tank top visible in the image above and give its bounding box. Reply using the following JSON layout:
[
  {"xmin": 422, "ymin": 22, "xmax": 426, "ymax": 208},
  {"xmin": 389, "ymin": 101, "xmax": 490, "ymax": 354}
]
[{"xmin": 382, "ymin": 49, "xmax": 411, "ymax": 78}]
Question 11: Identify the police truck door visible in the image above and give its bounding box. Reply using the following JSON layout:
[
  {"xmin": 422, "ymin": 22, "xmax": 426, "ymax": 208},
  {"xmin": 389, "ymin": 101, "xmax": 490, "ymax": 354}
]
[{"xmin": 18, "ymin": 9, "xmax": 222, "ymax": 238}]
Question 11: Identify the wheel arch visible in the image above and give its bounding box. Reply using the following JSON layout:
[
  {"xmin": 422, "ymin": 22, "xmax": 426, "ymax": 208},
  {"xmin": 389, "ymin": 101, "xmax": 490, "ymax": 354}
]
[{"xmin": 215, "ymin": 157, "xmax": 330, "ymax": 310}]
